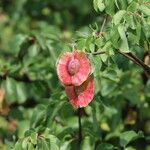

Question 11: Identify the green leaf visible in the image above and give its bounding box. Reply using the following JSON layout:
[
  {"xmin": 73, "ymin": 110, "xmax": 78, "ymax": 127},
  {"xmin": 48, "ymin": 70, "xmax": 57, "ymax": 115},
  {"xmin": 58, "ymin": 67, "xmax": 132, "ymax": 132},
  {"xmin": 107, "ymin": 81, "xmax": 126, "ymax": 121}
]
[
  {"xmin": 102, "ymin": 41, "xmax": 114, "ymax": 56},
  {"xmin": 2, "ymin": 78, "xmax": 28, "ymax": 104},
  {"xmin": 118, "ymin": 25, "xmax": 129, "ymax": 52},
  {"xmin": 148, "ymin": 16, "xmax": 150, "ymax": 25},
  {"xmin": 127, "ymin": 1, "xmax": 139, "ymax": 12},
  {"xmin": 9, "ymin": 34, "xmax": 27, "ymax": 55},
  {"xmin": 123, "ymin": 88, "xmax": 140, "ymax": 105},
  {"xmin": 89, "ymin": 43, "xmax": 95, "ymax": 52},
  {"xmin": 3, "ymin": 77, "xmax": 17, "ymax": 103},
  {"xmin": 125, "ymin": 146, "xmax": 136, "ymax": 150},
  {"xmin": 115, "ymin": 0, "xmax": 120, "ymax": 9},
  {"xmin": 46, "ymin": 40, "xmax": 57, "ymax": 62},
  {"xmin": 34, "ymin": 32, "xmax": 46, "ymax": 50},
  {"xmin": 145, "ymin": 80, "xmax": 150, "ymax": 97},
  {"xmin": 120, "ymin": 131, "xmax": 144, "ymax": 147},
  {"xmin": 57, "ymin": 127, "xmax": 74, "ymax": 140},
  {"xmin": 30, "ymin": 132, "xmax": 38, "ymax": 145},
  {"xmin": 28, "ymin": 44, "xmax": 40, "ymax": 57},
  {"xmin": 136, "ymin": 23, "xmax": 141, "ymax": 40},
  {"xmin": 77, "ymin": 39, "xmax": 86, "ymax": 50},
  {"xmin": 28, "ymin": 142, "xmax": 35, "ymax": 150},
  {"xmin": 60, "ymin": 139, "xmax": 73, "ymax": 150},
  {"xmin": 125, "ymin": 15, "xmax": 136, "ymax": 29},
  {"xmin": 48, "ymin": 135, "xmax": 60, "ymax": 150},
  {"xmin": 0, "ymin": 117, "xmax": 7, "ymax": 129},
  {"xmin": 22, "ymin": 138, "xmax": 28, "ymax": 149},
  {"xmin": 95, "ymin": 37, "xmax": 105, "ymax": 47},
  {"xmin": 16, "ymin": 82, "xmax": 27, "ymax": 103},
  {"xmin": 93, "ymin": 0, "xmax": 98, "ymax": 11},
  {"xmin": 38, "ymin": 139, "xmax": 49, "ymax": 150},
  {"xmin": 113, "ymin": 10, "xmax": 126, "ymax": 25},
  {"xmin": 96, "ymin": 143, "xmax": 114, "ymax": 150},
  {"xmin": 100, "ymin": 54, "xmax": 108, "ymax": 62},
  {"xmin": 127, "ymin": 0, "xmax": 133, "ymax": 4},
  {"xmin": 140, "ymin": 5, "xmax": 150, "ymax": 16},
  {"xmin": 93, "ymin": 0, "xmax": 105, "ymax": 12},
  {"xmin": 110, "ymin": 27, "xmax": 120, "ymax": 48},
  {"xmin": 86, "ymin": 36, "xmax": 94, "ymax": 48},
  {"xmin": 128, "ymin": 32, "xmax": 139, "ymax": 45},
  {"xmin": 101, "ymin": 81, "xmax": 117, "ymax": 96},
  {"xmin": 30, "ymin": 105, "xmax": 46, "ymax": 128},
  {"xmin": 18, "ymin": 39, "xmax": 32, "ymax": 60},
  {"xmin": 119, "ymin": 0, "xmax": 128, "ymax": 9},
  {"xmin": 97, "ymin": 0, "xmax": 105, "ymax": 12},
  {"xmin": 105, "ymin": 0, "xmax": 115, "ymax": 16},
  {"xmin": 14, "ymin": 139, "xmax": 23, "ymax": 150},
  {"xmin": 81, "ymin": 136, "xmax": 94, "ymax": 150},
  {"xmin": 46, "ymin": 101, "xmax": 66, "ymax": 126},
  {"xmin": 37, "ymin": 132, "xmax": 60, "ymax": 150},
  {"xmin": 18, "ymin": 120, "xmax": 30, "ymax": 138}
]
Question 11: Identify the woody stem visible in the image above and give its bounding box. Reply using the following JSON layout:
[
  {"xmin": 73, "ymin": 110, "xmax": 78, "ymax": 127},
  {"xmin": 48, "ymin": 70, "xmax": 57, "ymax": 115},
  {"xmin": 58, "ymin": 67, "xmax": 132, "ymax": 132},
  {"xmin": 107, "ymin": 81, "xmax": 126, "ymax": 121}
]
[
  {"xmin": 78, "ymin": 108, "xmax": 82, "ymax": 149},
  {"xmin": 89, "ymin": 50, "xmax": 150, "ymax": 75}
]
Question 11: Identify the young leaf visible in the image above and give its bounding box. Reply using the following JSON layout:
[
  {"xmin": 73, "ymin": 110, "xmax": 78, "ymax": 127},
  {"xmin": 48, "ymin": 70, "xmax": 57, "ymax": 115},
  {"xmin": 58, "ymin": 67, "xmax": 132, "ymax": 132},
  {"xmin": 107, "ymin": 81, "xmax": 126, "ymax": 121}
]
[
  {"xmin": 113, "ymin": 10, "xmax": 126, "ymax": 25},
  {"xmin": 139, "ymin": 5, "xmax": 150, "ymax": 16},
  {"xmin": 118, "ymin": 25, "xmax": 130, "ymax": 52},
  {"xmin": 127, "ymin": 1, "xmax": 139, "ymax": 12},
  {"xmin": 93, "ymin": 0, "xmax": 105, "ymax": 12}
]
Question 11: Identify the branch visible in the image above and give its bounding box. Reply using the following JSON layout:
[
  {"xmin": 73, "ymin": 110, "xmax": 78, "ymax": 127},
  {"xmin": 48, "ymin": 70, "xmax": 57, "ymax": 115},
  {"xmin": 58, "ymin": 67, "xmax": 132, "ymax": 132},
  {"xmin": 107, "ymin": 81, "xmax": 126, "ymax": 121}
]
[
  {"xmin": 118, "ymin": 50, "xmax": 150, "ymax": 75},
  {"xmin": 89, "ymin": 50, "xmax": 150, "ymax": 75}
]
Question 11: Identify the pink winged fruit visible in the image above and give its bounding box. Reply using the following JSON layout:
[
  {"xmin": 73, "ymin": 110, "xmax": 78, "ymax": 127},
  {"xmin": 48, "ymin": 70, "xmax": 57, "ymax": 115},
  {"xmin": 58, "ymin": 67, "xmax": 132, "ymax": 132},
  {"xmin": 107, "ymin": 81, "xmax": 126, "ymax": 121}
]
[{"xmin": 56, "ymin": 50, "xmax": 94, "ymax": 108}]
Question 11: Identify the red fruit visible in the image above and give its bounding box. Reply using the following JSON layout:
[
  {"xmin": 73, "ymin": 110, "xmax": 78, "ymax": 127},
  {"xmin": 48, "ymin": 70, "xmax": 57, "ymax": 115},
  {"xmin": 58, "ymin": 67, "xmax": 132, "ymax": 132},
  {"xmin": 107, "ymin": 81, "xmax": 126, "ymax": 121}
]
[
  {"xmin": 65, "ymin": 76, "xmax": 94, "ymax": 108},
  {"xmin": 56, "ymin": 50, "xmax": 91, "ymax": 86}
]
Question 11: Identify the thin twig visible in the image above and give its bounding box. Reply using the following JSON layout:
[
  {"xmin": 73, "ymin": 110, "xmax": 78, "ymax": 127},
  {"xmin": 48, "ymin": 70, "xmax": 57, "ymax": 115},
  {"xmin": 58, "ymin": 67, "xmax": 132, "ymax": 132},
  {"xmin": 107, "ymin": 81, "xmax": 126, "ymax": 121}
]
[
  {"xmin": 87, "ymin": 51, "xmax": 106, "ymax": 55},
  {"xmin": 78, "ymin": 108, "xmax": 82, "ymax": 149},
  {"xmin": 100, "ymin": 15, "xmax": 108, "ymax": 33}
]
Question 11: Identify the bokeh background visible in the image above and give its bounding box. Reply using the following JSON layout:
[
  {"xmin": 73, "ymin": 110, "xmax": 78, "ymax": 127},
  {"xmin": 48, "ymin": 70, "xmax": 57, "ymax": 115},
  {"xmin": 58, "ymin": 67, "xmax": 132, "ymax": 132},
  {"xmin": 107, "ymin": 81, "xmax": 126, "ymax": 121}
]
[{"xmin": 0, "ymin": 0, "xmax": 150, "ymax": 149}]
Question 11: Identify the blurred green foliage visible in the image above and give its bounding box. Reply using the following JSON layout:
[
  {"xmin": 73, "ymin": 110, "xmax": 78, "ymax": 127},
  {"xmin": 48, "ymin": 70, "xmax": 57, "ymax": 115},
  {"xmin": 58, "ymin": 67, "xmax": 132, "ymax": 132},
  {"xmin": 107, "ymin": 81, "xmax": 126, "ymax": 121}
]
[{"xmin": 0, "ymin": 0, "xmax": 150, "ymax": 149}]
